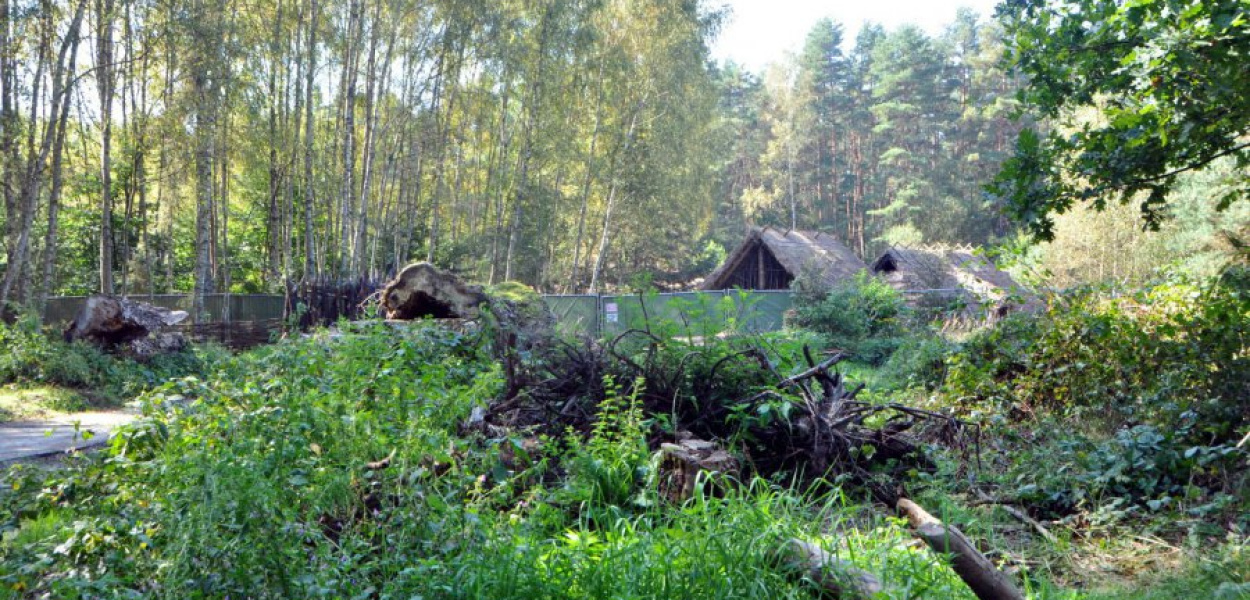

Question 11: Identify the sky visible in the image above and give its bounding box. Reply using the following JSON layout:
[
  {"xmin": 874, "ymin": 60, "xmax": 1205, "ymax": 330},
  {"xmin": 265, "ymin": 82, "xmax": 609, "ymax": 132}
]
[{"xmin": 709, "ymin": 0, "xmax": 1003, "ymax": 73}]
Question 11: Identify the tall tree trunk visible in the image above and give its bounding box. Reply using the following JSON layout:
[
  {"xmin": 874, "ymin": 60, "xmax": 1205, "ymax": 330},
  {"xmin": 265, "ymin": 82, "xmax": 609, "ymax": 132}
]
[
  {"xmin": 568, "ymin": 59, "xmax": 605, "ymax": 292},
  {"xmin": 338, "ymin": 0, "xmax": 361, "ymax": 276},
  {"xmin": 192, "ymin": 0, "xmax": 220, "ymax": 320},
  {"xmin": 160, "ymin": 6, "xmax": 176, "ymax": 292},
  {"xmin": 40, "ymin": 11, "xmax": 83, "ymax": 304},
  {"xmin": 0, "ymin": 0, "xmax": 16, "ymax": 263},
  {"xmin": 2, "ymin": 0, "xmax": 85, "ymax": 307},
  {"xmin": 302, "ymin": 0, "xmax": 317, "ymax": 280},
  {"xmin": 266, "ymin": 0, "xmax": 284, "ymax": 282},
  {"xmin": 97, "ymin": 0, "xmax": 116, "ymax": 295},
  {"xmin": 588, "ymin": 103, "xmax": 642, "ymax": 294},
  {"xmin": 356, "ymin": 3, "xmax": 388, "ymax": 277},
  {"xmin": 285, "ymin": 0, "xmax": 301, "ymax": 281}
]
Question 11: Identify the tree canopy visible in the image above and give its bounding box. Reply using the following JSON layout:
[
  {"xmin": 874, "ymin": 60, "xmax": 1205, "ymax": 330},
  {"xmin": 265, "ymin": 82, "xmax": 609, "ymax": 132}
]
[{"xmin": 992, "ymin": 0, "xmax": 1250, "ymax": 240}]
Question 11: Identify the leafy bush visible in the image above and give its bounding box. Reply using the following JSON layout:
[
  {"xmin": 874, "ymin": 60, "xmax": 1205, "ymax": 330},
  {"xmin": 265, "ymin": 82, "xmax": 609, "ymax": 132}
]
[
  {"xmin": 0, "ymin": 315, "xmax": 115, "ymax": 390},
  {"xmin": 879, "ymin": 334, "xmax": 954, "ymax": 391},
  {"xmin": 788, "ymin": 271, "xmax": 910, "ymax": 364},
  {"xmin": 1002, "ymin": 424, "xmax": 1243, "ymax": 518},
  {"xmin": 944, "ymin": 271, "xmax": 1248, "ymax": 443}
]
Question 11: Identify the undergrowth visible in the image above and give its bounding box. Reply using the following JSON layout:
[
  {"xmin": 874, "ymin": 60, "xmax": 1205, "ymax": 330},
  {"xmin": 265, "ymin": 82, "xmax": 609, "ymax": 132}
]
[{"xmin": 0, "ymin": 315, "xmax": 223, "ymax": 407}]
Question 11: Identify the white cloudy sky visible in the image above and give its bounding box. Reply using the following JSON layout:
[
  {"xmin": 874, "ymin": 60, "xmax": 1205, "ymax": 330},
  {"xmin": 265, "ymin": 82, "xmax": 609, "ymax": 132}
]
[{"xmin": 709, "ymin": 0, "xmax": 1003, "ymax": 72}]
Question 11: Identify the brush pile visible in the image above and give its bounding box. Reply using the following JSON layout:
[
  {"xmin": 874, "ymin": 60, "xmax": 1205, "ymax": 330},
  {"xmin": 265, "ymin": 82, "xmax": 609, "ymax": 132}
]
[{"xmin": 482, "ymin": 316, "xmax": 979, "ymax": 497}]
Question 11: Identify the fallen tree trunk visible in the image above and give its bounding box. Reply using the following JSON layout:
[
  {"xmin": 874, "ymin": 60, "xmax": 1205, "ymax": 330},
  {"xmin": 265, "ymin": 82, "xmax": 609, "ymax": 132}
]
[
  {"xmin": 897, "ymin": 498, "xmax": 1025, "ymax": 600},
  {"xmin": 780, "ymin": 538, "xmax": 884, "ymax": 599},
  {"xmin": 64, "ymin": 295, "xmax": 188, "ymax": 346}
]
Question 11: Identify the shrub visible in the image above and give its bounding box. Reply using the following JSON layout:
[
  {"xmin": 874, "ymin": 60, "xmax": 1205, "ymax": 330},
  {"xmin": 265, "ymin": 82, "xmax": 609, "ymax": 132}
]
[
  {"xmin": 880, "ymin": 334, "xmax": 954, "ymax": 391},
  {"xmin": 0, "ymin": 315, "xmax": 221, "ymax": 404},
  {"xmin": 944, "ymin": 270, "xmax": 1248, "ymax": 444},
  {"xmin": 788, "ymin": 271, "xmax": 910, "ymax": 364},
  {"xmin": 1002, "ymin": 424, "xmax": 1244, "ymax": 519}
]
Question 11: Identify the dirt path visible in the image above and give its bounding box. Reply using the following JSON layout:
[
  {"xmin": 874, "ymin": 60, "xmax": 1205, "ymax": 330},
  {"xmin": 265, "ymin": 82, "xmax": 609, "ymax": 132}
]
[{"xmin": 0, "ymin": 411, "xmax": 135, "ymax": 463}]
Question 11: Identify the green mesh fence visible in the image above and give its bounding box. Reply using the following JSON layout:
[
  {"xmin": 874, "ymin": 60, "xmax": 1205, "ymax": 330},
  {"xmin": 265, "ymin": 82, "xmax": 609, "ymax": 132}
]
[
  {"xmin": 542, "ymin": 295, "xmax": 601, "ymax": 336},
  {"xmin": 43, "ymin": 291, "xmax": 794, "ymax": 339},
  {"xmin": 43, "ymin": 294, "xmax": 287, "ymax": 325},
  {"xmin": 542, "ymin": 291, "xmax": 794, "ymax": 338}
]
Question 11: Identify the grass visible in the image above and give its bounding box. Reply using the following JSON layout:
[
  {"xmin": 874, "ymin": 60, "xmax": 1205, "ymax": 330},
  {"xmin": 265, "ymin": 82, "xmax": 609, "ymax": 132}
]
[{"xmin": 0, "ymin": 385, "xmax": 90, "ymax": 423}]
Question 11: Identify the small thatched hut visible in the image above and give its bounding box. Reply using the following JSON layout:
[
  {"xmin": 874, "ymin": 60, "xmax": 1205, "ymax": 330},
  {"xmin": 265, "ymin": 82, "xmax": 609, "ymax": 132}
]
[
  {"xmin": 701, "ymin": 227, "xmax": 867, "ymax": 291},
  {"xmin": 870, "ymin": 245, "xmax": 1035, "ymax": 311}
]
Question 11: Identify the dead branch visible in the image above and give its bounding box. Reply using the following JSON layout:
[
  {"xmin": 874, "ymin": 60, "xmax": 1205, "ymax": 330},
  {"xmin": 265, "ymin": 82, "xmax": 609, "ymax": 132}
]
[
  {"xmin": 366, "ymin": 449, "xmax": 396, "ymax": 471},
  {"xmin": 973, "ymin": 489, "xmax": 1059, "ymax": 545}
]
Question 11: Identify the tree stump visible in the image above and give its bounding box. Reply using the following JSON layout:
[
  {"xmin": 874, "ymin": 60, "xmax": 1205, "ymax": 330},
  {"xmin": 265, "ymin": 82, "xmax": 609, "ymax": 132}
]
[
  {"xmin": 657, "ymin": 435, "xmax": 739, "ymax": 502},
  {"xmin": 63, "ymin": 296, "xmax": 190, "ymax": 359}
]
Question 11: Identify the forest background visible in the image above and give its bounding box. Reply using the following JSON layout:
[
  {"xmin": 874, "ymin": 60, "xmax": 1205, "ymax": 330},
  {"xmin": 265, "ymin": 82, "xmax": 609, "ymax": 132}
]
[{"xmin": 0, "ymin": 0, "xmax": 1244, "ymax": 315}]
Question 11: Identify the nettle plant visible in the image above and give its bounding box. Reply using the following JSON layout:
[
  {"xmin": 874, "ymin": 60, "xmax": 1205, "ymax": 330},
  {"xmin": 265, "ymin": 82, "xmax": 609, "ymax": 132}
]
[{"xmin": 563, "ymin": 376, "xmax": 652, "ymax": 514}]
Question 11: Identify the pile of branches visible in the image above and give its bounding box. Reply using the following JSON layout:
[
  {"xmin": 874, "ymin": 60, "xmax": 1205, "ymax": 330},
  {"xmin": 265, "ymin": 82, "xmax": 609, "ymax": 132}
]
[{"xmin": 485, "ymin": 324, "xmax": 979, "ymax": 496}]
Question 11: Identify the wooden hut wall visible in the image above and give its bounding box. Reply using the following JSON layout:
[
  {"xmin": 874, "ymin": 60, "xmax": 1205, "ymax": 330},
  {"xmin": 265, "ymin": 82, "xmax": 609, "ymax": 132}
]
[{"xmin": 724, "ymin": 244, "xmax": 793, "ymax": 290}]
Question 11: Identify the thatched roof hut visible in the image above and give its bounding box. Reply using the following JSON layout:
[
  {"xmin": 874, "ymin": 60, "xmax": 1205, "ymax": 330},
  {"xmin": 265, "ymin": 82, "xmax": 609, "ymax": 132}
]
[
  {"xmin": 701, "ymin": 227, "xmax": 867, "ymax": 291},
  {"xmin": 870, "ymin": 245, "xmax": 1034, "ymax": 309}
]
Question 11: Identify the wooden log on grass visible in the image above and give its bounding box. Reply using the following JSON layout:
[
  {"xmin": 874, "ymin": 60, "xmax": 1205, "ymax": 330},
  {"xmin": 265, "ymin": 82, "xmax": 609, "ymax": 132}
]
[
  {"xmin": 781, "ymin": 538, "xmax": 884, "ymax": 599},
  {"xmin": 896, "ymin": 498, "xmax": 1025, "ymax": 600}
]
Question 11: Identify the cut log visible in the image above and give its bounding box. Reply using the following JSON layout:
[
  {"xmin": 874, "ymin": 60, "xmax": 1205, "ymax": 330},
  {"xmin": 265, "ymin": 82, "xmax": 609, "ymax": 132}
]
[
  {"xmin": 781, "ymin": 538, "xmax": 884, "ymax": 599},
  {"xmin": 897, "ymin": 498, "xmax": 1025, "ymax": 600},
  {"xmin": 379, "ymin": 262, "xmax": 488, "ymax": 320},
  {"xmin": 64, "ymin": 295, "xmax": 188, "ymax": 346}
]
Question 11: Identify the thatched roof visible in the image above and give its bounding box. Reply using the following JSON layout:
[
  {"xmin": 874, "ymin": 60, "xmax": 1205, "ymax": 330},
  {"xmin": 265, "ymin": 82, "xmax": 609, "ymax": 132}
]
[
  {"xmin": 701, "ymin": 227, "xmax": 867, "ymax": 290},
  {"xmin": 870, "ymin": 245, "xmax": 1031, "ymax": 304}
]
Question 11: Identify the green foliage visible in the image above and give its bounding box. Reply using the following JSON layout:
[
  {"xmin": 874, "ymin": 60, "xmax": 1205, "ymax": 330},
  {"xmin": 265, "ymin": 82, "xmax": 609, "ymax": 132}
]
[
  {"xmin": 562, "ymin": 376, "xmax": 651, "ymax": 514},
  {"xmin": 0, "ymin": 323, "xmax": 980, "ymax": 599},
  {"xmin": 0, "ymin": 308, "xmax": 1240, "ymax": 598},
  {"xmin": 488, "ymin": 281, "xmax": 543, "ymax": 305},
  {"xmin": 789, "ymin": 271, "xmax": 910, "ymax": 364},
  {"xmin": 0, "ymin": 317, "xmax": 221, "ymax": 405},
  {"xmin": 723, "ymin": 12, "xmax": 1029, "ymax": 255},
  {"xmin": 1001, "ymin": 424, "xmax": 1244, "ymax": 519},
  {"xmin": 879, "ymin": 334, "xmax": 953, "ymax": 391},
  {"xmin": 945, "ymin": 274, "xmax": 1247, "ymax": 442},
  {"xmin": 993, "ymin": 0, "xmax": 1250, "ymax": 239},
  {"xmin": 928, "ymin": 273, "xmax": 1247, "ymax": 519},
  {"xmin": 1011, "ymin": 158, "xmax": 1250, "ymax": 288},
  {"xmin": 1, "ymin": 322, "xmax": 501, "ymax": 596}
]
